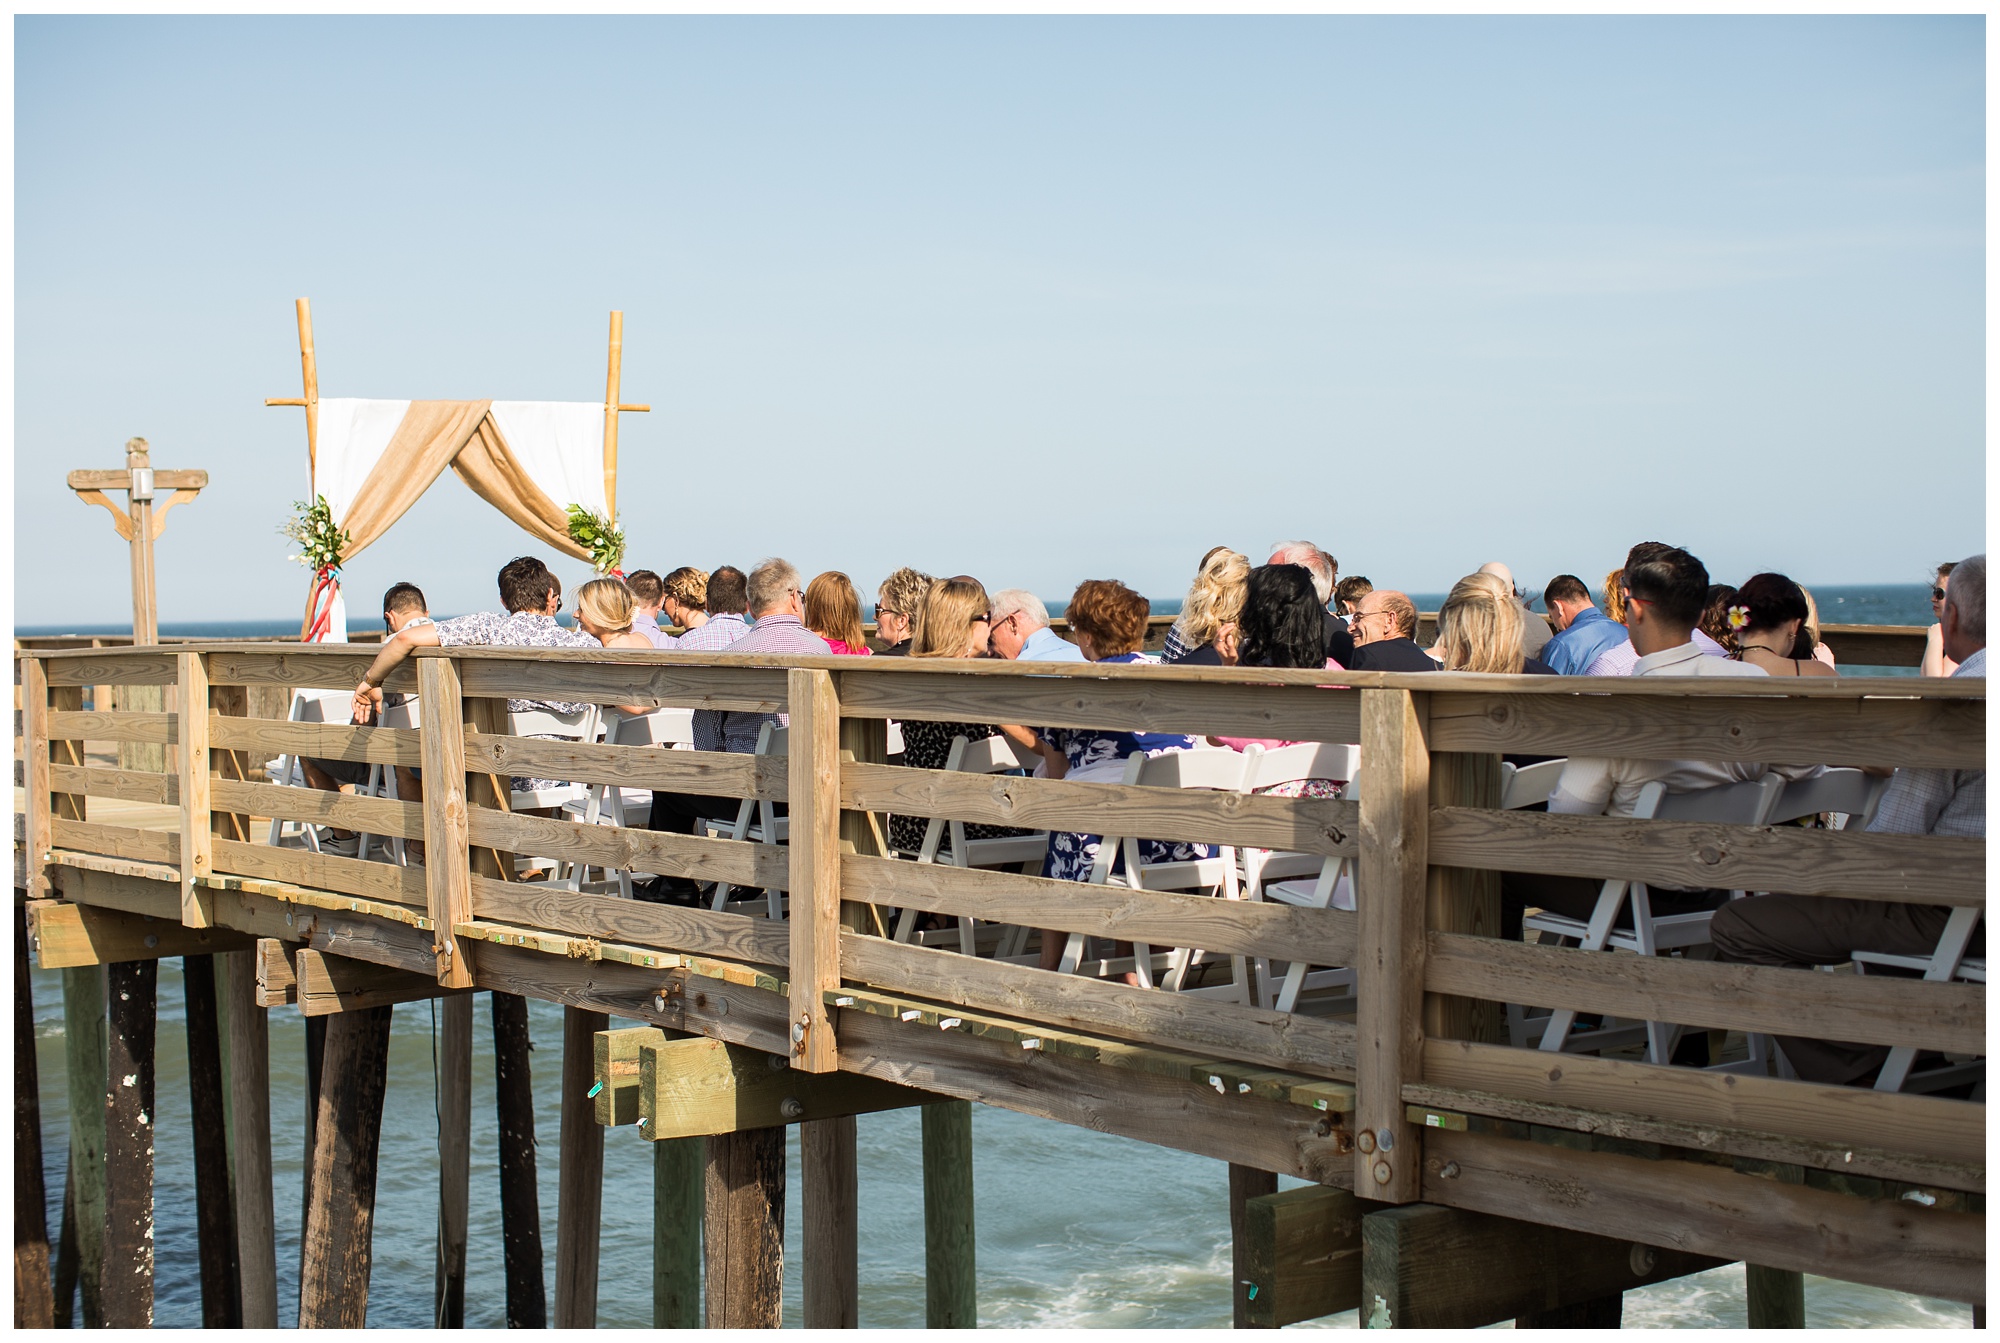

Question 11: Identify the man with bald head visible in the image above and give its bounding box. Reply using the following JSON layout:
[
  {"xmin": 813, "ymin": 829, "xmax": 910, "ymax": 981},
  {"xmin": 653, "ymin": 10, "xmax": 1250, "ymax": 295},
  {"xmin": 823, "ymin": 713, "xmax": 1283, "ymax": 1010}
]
[
  {"xmin": 1269, "ymin": 539, "xmax": 1354, "ymax": 665},
  {"xmin": 1479, "ymin": 561, "xmax": 1553, "ymax": 659},
  {"xmin": 1347, "ymin": 589, "xmax": 1440, "ymax": 672}
]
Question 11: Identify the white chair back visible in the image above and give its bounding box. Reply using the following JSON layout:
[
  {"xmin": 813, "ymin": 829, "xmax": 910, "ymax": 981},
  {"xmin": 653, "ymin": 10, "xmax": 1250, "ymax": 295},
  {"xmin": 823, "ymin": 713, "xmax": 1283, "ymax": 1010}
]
[
  {"xmin": 1241, "ymin": 742, "xmax": 1358, "ymax": 794},
  {"xmin": 508, "ymin": 706, "xmax": 597, "ymax": 740},
  {"xmin": 1498, "ymin": 758, "xmax": 1566, "ymax": 810},
  {"xmin": 1643, "ymin": 773, "xmax": 1784, "ymax": 826},
  {"xmin": 377, "ymin": 698, "xmax": 421, "ymax": 730},
  {"xmin": 1767, "ymin": 768, "xmax": 1890, "ymax": 827}
]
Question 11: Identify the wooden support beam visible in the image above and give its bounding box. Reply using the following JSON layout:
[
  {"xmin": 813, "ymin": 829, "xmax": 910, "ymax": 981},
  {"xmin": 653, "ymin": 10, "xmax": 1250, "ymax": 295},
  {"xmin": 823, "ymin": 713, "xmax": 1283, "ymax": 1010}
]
[
  {"xmin": 294, "ymin": 947, "xmax": 468, "ymax": 1016},
  {"xmin": 596, "ymin": 1024, "xmax": 667, "ymax": 1126},
  {"xmin": 923, "ymin": 1100, "xmax": 977, "ymax": 1329},
  {"xmin": 636, "ymin": 1036, "xmax": 934, "ymax": 1139},
  {"xmin": 654, "ymin": 1135, "xmax": 704, "ymax": 1327},
  {"xmin": 1354, "ymin": 687, "xmax": 1428, "ymax": 1201},
  {"xmin": 178, "ymin": 651, "xmax": 214, "ymax": 925},
  {"xmin": 255, "ymin": 937, "xmax": 298, "ymax": 1007},
  {"xmin": 602, "ymin": 309, "xmax": 623, "ymax": 523},
  {"xmin": 21, "ymin": 658, "xmax": 55, "ymax": 900},
  {"xmin": 704, "ymin": 1127, "xmax": 785, "ymax": 1328},
  {"xmin": 1240, "ymin": 1185, "xmax": 1364, "ymax": 1328},
  {"xmin": 13, "ymin": 906, "xmax": 53, "ymax": 1328},
  {"xmin": 492, "ymin": 991, "xmax": 547, "ymax": 1328},
  {"xmin": 1360, "ymin": 1201, "xmax": 1722, "ymax": 1329},
  {"xmin": 218, "ymin": 948, "xmax": 278, "ymax": 1328},
  {"xmin": 1229, "ymin": 1165, "xmax": 1280, "ymax": 1328},
  {"xmin": 788, "ymin": 667, "xmax": 843, "ymax": 1072},
  {"xmin": 555, "ymin": 1007, "xmax": 608, "ymax": 1328},
  {"xmin": 802, "ymin": 1115, "xmax": 859, "ymax": 1328},
  {"xmin": 1744, "ymin": 1161, "xmax": 1807, "ymax": 1328},
  {"xmin": 182, "ymin": 954, "xmax": 242, "ymax": 1326},
  {"xmin": 28, "ymin": 899, "xmax": 252, "ymax": 968},
  {"xmin": 1423, "ymin": 751, "xmax": 1501, "ymax": 1044},
  {"xmin": 298, "ymin": 1004, "xmax": 395, "ymax": 1327},
  {"xmin": 58, "ymin": 966, "xmax": 107, "ymax": 1328},
  {"xmin": 102, "ymin": 959, "xmax": 157, "ymax": 1327},
  {"xmin": 434, "ymin": 993, "xmax": 471, "ymax": 1329},
  {"xmin": 299, "ymin": 1014, "xmax": 325, "ymax": 1289},
  {"xmin": 420, "ymin": 658, "xmax": 476, "ymax": 988}
]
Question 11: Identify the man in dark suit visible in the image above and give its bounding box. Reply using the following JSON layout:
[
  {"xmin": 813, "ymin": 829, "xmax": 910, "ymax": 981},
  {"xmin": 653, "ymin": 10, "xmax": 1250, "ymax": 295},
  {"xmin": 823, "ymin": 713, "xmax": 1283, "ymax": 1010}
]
[{"xmin": 1347, "ymin": 589, "xmax": 1440, "ymax": 672}]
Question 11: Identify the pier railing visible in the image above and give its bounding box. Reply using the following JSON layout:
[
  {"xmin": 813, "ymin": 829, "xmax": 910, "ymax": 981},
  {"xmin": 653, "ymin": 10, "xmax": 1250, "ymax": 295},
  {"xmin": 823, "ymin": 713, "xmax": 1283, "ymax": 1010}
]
[{"xmin": 16, "ymin": 642, "xmax": 1986, "ymax": 1304}]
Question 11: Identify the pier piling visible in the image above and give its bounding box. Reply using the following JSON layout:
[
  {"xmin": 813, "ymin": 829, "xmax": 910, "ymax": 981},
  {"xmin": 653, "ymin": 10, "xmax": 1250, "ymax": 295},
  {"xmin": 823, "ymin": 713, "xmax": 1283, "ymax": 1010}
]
[
  {"xmin": 434, "ymin": 994, "xmax": 472, "ymax": 1329},
  {"xmin": 653, "ymin": 1136, "xmax": 703, "ymax": 1327},
  {"xmin": 14, "ymin": 906, "xmax": 53, "ymax": 1328},
  {"xmin": 297, "ymin": 1003, "xmax": 394, "ymax": 1327},
  {"xmin": 58, "ymin": 963, "xmax": 107, "ymax": 1326},
  {"xmin": 555, "ymin": 1005, "xmax": 608, "ymax": 1327},
  {"xmin": 704, "ymin": 1128, "xmax": 786, "ymax": 1327},
  {"xmin": 219, "ymin": 948, "xmax": 277, "ymax": 1327},
  {"xmin": 491, "ymin": 990, "xmax": 547, "ymax": 1328},
  {"xmin": 922, "ymin": 1100, "xmax": 977, "ymax": 1328},
  {"xmin": 802, "ymin": 1114, "xmax": 859, "ymax": 1327},
  {"xmin": 1228, "ymin": 1164, "xmax": 1281, "ymax": 1328},
  {"xmin": 101, "ymin": 958, "xmax": 156, "ymax": 1328},
  {"xmin": 181, "ymin": 953, "xmax": 241, "ymax": 1326}
]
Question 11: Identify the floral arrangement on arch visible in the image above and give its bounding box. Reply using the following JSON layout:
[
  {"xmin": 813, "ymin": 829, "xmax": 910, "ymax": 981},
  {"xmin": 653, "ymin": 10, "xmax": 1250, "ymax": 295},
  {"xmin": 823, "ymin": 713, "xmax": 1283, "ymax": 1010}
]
[
  {"xmin": 566, "ymin": 504, "xmax": 625, "ymax": 576},
  {"xmin": 282, "ymin": 495, "xmax": 351, "ymax": 574}
]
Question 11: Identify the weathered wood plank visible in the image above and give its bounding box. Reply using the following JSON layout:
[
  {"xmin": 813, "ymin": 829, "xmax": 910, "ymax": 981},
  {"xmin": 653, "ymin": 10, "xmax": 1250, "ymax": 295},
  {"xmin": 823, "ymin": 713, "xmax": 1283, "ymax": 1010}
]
[
  {"xmin": 211, "ymin": 777, "xmax": 423, "ymax": 841},
  {"xmin": 1419, "ymin": 1127, "xmax": 1984, "ymax": 1306},
  {"xmin": 22, "ymin": 658, "xmax": 56, "ymax": 900},
  {"xmin": 255, "ymin": 938, "xmax": 299, "ymax": 1007},
  {"xmin": 204, "ymin": 649, "xmax": 409, "ymax": 695},
  {"xmin": 419, "ymin": 659, "xmax": 475, "ymax": 989},
  {"xmin": 1420, "ymin": 1038, "xmax": 1984, "ymax": 1171},
  {"xmin": 637, "ymin": 1036, "xmax": 934, "ymax": 1139},
  {"xmin": 452, "ymin": 653, "xmax": 790, "ymax": 714},
  {"xmin": 211, "ymin": 838, "xmax": 429, "ymax": 909},
  {"xmin": 179, "ymin": 652, "xmax": 215, "ymax": 925},
  {"xmin": 1359, "ymin": 1201, "xmax": 1725, "ymax": 1329},
  {"xmin": 1240, "ymin": 1185, "xmax": 1362, "ymax": 1328},
  {"xmin": 1427, "ymin": 689, "xmax": 1984, "ymax": 771},
  {"xmin": 47, "ymin": 710, "xmax": 177, "ymax": 744},
  {"xmin": 50, "ymin": 819, "xmax": 179, "ymax": 866},
  {"xmin": 802, "ymin": 1115, "xmax": 858, "ymax": 1329},
  {"xmin": 704, "ymin": 1127, "xmax": 785, "ymax": 1328},
  {"xmin": 1424, "ymin": 753, "xmax": 1503, "ymax": 1044},
  {"xmin": 470, "ymin": 875, "xmax": 788, "ymax": 966},
  {"xmin": 1426, "ymin": 932, "xmax": 1984, "ymax": 1055},
  {"xmin": 47, "ymin": 764, "xmax": 175, "ymax": 807},
  {"xmin": 209, "ymin": 717, "xmax": 422, "ymax": 768},
  {"xmin": 467, "ymin": 808, "xmax": 789, "ymax": 890},
  {"xmin": 789, "ymin": 668, "xmax": 844, "ymax": 1073},
  {"xmin": 1429, "ymin": 806, "xmax": 1985, "ymax": 906},
  {"xmin": 28, "ymin": 900, "xmax": 252, "ymax": 968},
  {"xmin": 840, "ymin": 852, "xmax": 1359, "ymax": 967},
  {"xmin": 841, "ymin": 762, "xmax": 1358, "ymax": 858},
  {"xmin": 466, "ymin": 732, "xmax": 781, "ymax": 800},
  {"xmin": 294, "ymin": 949, "xmax": 470, "ymax": 1016},
  {"xmin": 34, "ymin": 652, "xmax": 180, "ymax": 687},
  {"xmin": 1354, "ymin": 687, "xmax": 1428, "ymax": 1201},
  {"xmin": 841, "ymin": 931, "xmax": 1357, "ymax": 1078}
]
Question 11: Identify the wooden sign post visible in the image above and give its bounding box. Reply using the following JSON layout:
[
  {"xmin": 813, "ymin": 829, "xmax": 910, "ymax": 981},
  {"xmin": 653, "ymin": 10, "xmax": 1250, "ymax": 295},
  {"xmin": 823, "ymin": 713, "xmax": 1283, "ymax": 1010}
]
[{"xmin": 67, "ymin": 436, "xmax": 208, "ymax": 647}]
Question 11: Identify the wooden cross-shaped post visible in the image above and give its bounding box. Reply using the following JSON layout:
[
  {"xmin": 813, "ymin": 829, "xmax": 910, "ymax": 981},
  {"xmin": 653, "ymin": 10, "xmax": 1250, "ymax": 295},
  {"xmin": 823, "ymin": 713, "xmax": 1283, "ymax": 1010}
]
[{"xmin": 67, "ymin": 436, "xmax": 208, "ymax": 646}]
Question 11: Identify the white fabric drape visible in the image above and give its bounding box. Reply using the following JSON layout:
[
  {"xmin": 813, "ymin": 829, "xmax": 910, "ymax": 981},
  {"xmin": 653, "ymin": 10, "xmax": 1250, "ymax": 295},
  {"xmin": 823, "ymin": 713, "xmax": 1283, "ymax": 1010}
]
[
  {"xmin": 313, "ymin": 398, "xmax": 411, "ymax": 521},
  {"xmin": 488, "ymin": 401, "xmax": 609, "ymax": 519}
]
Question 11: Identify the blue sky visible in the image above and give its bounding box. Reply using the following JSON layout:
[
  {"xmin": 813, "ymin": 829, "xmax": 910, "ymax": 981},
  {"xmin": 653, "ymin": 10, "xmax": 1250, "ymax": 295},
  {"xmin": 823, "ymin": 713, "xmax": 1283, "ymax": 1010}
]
[{"xmin": 13, "ymin": 15, "xmax": 1984, "ymax": 627}]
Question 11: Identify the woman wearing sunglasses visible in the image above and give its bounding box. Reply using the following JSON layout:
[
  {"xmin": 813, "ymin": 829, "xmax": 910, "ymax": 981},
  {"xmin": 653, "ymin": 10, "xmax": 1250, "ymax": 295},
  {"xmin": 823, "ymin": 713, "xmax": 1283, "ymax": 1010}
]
[{"xmin": 1922, "ymin": 560, "xmax": 1963, "ymax": 677}]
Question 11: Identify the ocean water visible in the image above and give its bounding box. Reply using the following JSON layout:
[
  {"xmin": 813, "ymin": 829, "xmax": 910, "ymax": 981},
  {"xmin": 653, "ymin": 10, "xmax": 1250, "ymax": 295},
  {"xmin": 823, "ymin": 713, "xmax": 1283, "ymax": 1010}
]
[
  {"xmin": 21, "ymin": 581, "xmax": 1970, "ymax": 1328},
  {"xmin": 26, "ymin": 962, "xmax": 1973, "ymax": 1331}
]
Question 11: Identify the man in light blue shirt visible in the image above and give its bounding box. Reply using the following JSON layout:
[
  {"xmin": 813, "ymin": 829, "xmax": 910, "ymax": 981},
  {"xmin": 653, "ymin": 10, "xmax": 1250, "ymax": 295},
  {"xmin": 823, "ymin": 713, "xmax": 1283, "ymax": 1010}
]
[
  {"xmin": 1541, "ymin": 574, "xmax": 1629, "ymax": 675},
  {"xmin": 988, "ymin": 589, "xmax": 1086, "ymax": 662}
]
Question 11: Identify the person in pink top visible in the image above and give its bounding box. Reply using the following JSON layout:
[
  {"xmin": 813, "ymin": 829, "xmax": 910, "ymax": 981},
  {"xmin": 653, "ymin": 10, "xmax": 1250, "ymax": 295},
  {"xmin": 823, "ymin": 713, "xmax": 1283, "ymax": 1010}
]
[{"xmin": 803, "ymin": 570, "xmax": 875, "ymax": 656}]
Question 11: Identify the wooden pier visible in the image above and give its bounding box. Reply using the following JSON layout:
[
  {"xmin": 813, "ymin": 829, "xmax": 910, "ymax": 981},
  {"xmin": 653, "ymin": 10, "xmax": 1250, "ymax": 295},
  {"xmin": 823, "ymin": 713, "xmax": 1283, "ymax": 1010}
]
[{"xmin": 12, "ymin": 640, "xmax": 1984, "ymax": 1327}]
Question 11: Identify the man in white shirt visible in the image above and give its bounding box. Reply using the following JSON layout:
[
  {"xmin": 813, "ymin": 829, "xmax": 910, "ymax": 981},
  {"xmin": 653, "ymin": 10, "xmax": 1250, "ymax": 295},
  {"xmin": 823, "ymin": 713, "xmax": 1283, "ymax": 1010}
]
[
  {"xmin": 1710, "ymin": 555, "xmax": 1987, "ymax": 1086},
  {"xmin": 1503, "ymin": 544, "xmax": 1773, "ymax": 939}
]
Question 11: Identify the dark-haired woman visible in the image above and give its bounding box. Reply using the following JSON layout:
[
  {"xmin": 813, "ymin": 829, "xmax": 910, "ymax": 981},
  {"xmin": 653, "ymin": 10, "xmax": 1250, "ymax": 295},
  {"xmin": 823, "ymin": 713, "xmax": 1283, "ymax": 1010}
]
[
  {"xmin": 1208, "ymin": 565, "xmax": 1351, "ymax": 816},
  {"xmin": 1727, "ymin": 573, "xmax": 1838, "ymax": 679}
]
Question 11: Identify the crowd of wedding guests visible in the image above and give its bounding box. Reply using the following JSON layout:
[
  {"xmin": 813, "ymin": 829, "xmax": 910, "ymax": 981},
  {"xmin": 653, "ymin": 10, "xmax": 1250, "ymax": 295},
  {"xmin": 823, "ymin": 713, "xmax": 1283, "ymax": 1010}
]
[{"xmin": 332, "ymin": 541, "xmax": 1985, "ymax": 1090}]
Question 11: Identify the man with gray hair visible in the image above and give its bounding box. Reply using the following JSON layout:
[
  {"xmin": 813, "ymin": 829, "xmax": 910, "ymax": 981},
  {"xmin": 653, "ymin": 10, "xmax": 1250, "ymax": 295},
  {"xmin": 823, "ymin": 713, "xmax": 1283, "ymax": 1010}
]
[
  {"xmin": 1710, "ymin": 553, "xmax": 1986, "ymax": 1085},
  {"xmin": 989, "ymin": 589, "xmax": 1085, "ymax": 662},
  {"xmin": 1268, "ymin": 540, "xmax": 1353, "ymax": 664}
]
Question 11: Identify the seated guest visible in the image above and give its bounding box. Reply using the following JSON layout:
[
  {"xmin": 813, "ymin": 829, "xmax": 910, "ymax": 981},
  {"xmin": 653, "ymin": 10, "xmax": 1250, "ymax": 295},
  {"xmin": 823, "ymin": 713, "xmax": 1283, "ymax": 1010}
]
[
  {"xmin": 710, "ymin": 558, "xmax": 832, "ymax": 751},
  {"xmin": 574, "ymin": 578, "xmax": 661, "ymax": 716},
  {"xmin": 1436, "ymin": 572, "xmax": 1556, "ymax": 675},
  {"xmin": 1161, "ymin": 546, "xmax": 1235, "ymax": 661},
  {"xmin": 351, "ymin": 557, "xmax": 600, "ymax": 811},
  {"xmin": 1208, "ymin": 564, "xmax": 1349, "ymax": 798},
  {"xmin": 1499, "ymin": 543, "xmax": 1785, "ymax": 941},
  {"xmin": 1726, "ymin": 573, "xmax": 1838, "ymax": 679},
  {"xmin": 1334, "ymin": 575, "xmax": 1373, "ymax": 626},
  {"xmin": 659, "ymin": 566, "xmax": 710, "ymax": 639},
  {"xmin": 1922, "ymin": 560, "xmax": 1962, "ymax": 677},
  {"xmin": 1602, "ymin": 569, "xmax": 1627, "ymax": 624},
  {"xmin": 303, "ymin": 581, "xmax": 431, "ymax": 854},
  {"xmin": 1477, "ymin": 562, "xmax": 1553, "ymax": 659},
  {"xmin": 1347, "ymin": 590, "xmax": 1440, "ymax": 672},
  {"xmin": 1163, "ymin": 549, "xmax": 1250, "ymax": 666},
  {"xmin": 887, "ymin": 577, "xmax": 1047, "ymax": 857},
  {"xmin": 1542, "ymin": 575, "xmax": 1627, "ymax": 676},
  {"xmin": 1583, "ymin": 545, "xmax": 1732, "ymax": 675},
  {"xmin": 673, "ymin": 565, "xmax": 750, "ymax": 652},
  {"xmin": 624, "ymin": 569, "xmax": 677, "ymax": 648},
  {"xmin": 1037, "ymin": 579, "xmax": 1215, "ymax": 974},
  {"xmin": 1711, "ymin": 555, "xmax": 1986, "ymax": 1086},
  {"xmin": 1269, "ymin": 540, "xmax": 1354, "ymax": 666},
  {"xmin": 803, "ymin": 571, "xmax": 874, "ymax": 655},
  {"xmin": 988, "ymin": 589, "xmax": 1086, "ymax": 662},
  {"xmin": 1700, "ymin": 584, "xmax": 1738, "ymax": 650},
  {"xmin": 874, "ymin": 566, "xmax": 935, "ymax": 656},
  {"xmin": 1798, "ymin": 585, "xmax": 1837, "ymax": 669}
]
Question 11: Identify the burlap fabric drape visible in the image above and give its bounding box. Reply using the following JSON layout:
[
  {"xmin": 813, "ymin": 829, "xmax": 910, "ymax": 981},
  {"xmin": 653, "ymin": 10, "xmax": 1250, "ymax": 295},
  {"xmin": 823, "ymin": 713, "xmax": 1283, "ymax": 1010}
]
[{"xmin": 334, "ymin": 399, "xmax": 590, "ymax": 561}]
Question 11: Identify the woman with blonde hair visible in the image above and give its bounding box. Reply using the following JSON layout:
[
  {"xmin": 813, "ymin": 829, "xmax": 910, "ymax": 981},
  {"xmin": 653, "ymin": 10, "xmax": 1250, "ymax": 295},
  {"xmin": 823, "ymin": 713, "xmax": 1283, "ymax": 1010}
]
[
  {"xmin": 1436, "ymin": 572, "xmax": 1556, "ymax": 676},
  {"xmin": 572, "ymin": 577, "xmax": 653, "ymax": 714},
  {"xmin": 803, "ymin": 571, "xmax": 872, "ymax": 656},
  {"xmin": 1164, "ymin": 548, "xmax": 1251, "ymax": 666},
  {"xmin": 909, "ymin": 577, "xmax": 992, "ymax": 658},
  {"xmin": 1601, "ymin": 569, "xmax": 1627, "ymax": 626}
]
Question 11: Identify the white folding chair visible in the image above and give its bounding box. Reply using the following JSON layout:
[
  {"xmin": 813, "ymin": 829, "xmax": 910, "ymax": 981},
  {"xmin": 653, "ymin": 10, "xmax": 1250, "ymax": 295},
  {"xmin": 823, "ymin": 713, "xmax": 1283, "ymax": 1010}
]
[
  {"xmin": 890, "ymin": 732, "xmax": 1049, "ymax": 958},
  {"xmin": 1061, "ymin": 747, "xmax": 1252, "ymax": 997},
  {"xmin": 702, "ymin": 723, "xmax": 789, "ymax": 919},
  {"xmin": 1233, "ymin": 744, "xmax": 1362, "ymax": 1013},
  {"xmin": 354, "ymin": 697, "xmax": 421, "ymax": 865},
  {"xmin": 560, "ymin": 707, "xmax": 695, "ymax": 898},
  {"xmin": 1519, "ymin": 773, "xmax": 1785, "ymax": 1065},
  {"xmin": 1856, "ymin": 906, "xmax": 1986, "ymax": 1094},
  {"xmin": 1767, "ymin": 767, "xmax": 1892, "ymax": 829},
  {"xmin": 1498, "ymin": 758, "xmax": 1568, "ymax": 812},
  {"xmin": 266, "ymin": 689, "xmax": 360, "ymax": 851},
  {"xmin": 505, "ymin": 704, "xmax": 602, "ymax": 878}
]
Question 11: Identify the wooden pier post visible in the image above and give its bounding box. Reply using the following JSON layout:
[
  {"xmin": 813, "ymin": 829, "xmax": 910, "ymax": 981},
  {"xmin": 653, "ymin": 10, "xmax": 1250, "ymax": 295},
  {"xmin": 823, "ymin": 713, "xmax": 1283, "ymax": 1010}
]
[
  {"xmin": 298, "ymin": 1004, "xmax": 395, "ymax": 1328},
  {"xmin": 181, "ymin": 954, "xmax": 242, "ymax": 1327},
  {"xmin": 1745, "ymin": 1164, "xmax": 1807, "ymax": 1328},
  {"xmin": 1228, "ymin": 1164, "xmax": 1280, "ymax": 1328},
  {"xmin": 492, "ymin": 991, "xmax": 547, "ymax": 1328},
  {"xmin": 555, "ymin": 1006, "xmax": 607, "ymax": 1328},
  {"xmin": 803, "ymin": 1115, "xmax": 859, "ymax": 1328},
  {"xmin": 654, "ymin": 1137, "xmax": 703, "ymax": 1327},
  {"xmin": 704, "ymin": 1129, "xmax": 786, "ymax": 1328},
  {"xmin": 435, "ymin": 994, "xmax": 472, "ymax": 1329},
  {"xmin": 219, "ymin": 949, "xmax": 278, "ymax": 1328},
  {"xmin": 101, "ymin": 959, "xmax": 157, "ymax": 1328},
  {"xmin": 300, "ymin": 1015, "xmax": 325, "ymax": 1262},
  {"xmin": 922, "ymin": 1100, "xmax": 977, "ymax": 1328},
  {"xmin": 14, "ymin": 906, "xmax": 53, "ymax": 1328},
  {"xmin": 57, "ymin": 965, "xmax": 107, "ymax": 1328}
]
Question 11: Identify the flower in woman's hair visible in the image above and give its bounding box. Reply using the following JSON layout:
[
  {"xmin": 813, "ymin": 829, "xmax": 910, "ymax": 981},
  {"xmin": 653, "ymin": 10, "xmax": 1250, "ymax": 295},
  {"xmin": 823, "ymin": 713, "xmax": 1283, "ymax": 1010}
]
[{"xmin": 1727, "ymin": 604, "xmax": 1751, "ymax": 631}]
